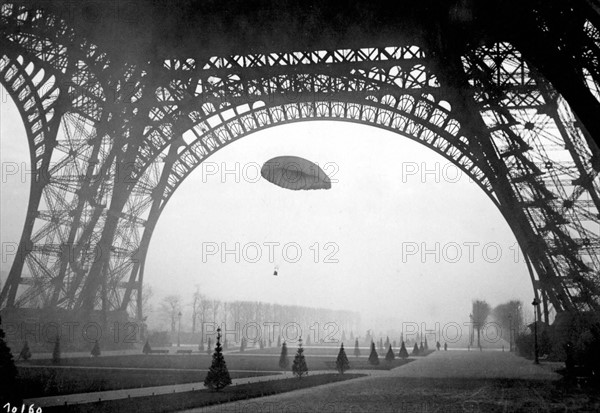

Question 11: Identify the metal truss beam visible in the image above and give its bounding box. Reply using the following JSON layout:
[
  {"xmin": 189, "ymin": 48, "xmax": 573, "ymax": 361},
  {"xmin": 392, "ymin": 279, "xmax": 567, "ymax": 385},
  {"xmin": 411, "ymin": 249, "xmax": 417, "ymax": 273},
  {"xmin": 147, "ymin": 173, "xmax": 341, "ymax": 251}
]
[{"xmin": 1, "ymin": 1, "xmax": 600, "ymax": 322}]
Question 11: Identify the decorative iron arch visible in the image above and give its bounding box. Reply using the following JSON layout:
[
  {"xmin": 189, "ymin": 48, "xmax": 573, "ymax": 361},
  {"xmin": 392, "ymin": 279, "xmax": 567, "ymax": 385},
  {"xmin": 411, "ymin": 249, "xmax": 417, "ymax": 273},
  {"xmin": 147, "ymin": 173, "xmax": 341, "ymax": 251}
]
[
  {"xmin": 116, "ymin": 97, "xmax": 529, "ymax": 318},
  {"xmin": 116, "ymin": 43, "xmax": 600, "ymax": 320},
  {"xmin": 1, "ymin": 1, "xmax": 600, "ymax": 324},
  {"xmin": 161, "ymin": 96, "xmax": 494, "ymax": 210}
]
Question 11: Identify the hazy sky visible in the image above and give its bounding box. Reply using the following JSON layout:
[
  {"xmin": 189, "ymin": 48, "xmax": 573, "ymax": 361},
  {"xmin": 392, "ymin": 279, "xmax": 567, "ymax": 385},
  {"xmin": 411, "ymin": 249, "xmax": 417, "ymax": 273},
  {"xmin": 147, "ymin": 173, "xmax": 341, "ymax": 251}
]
[{"xmin": 0, "ymin": 85, "xmax": 536, "ymax": 330}]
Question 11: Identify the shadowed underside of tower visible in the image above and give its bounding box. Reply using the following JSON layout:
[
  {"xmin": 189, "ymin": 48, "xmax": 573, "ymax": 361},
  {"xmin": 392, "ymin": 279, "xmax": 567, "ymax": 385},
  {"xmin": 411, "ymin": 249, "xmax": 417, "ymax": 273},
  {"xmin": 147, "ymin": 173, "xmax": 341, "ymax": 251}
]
[{"xmin": 1, "ymin": 0, "xmax": 600, "ymax": 323}]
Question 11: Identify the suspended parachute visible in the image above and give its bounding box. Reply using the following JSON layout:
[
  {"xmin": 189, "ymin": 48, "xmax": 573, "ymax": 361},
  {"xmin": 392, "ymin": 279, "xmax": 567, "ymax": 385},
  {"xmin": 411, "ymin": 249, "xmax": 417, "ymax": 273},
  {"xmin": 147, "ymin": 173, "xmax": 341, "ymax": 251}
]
[{"xmin": 260, "ymin": 156, "xmax": 332, "ymax": 190}]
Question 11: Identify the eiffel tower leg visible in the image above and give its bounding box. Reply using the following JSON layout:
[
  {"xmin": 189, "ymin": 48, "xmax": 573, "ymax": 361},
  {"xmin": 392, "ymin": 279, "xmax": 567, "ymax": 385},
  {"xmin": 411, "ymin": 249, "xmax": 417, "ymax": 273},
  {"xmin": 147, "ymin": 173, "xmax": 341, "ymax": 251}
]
[
  {"xmin": 431, "ymin": 40, "xmax": 574, "ymax": 314},
  {"xmin": 119, "ymin": 137, "xmax": 182, "ymax": 317},
  {"xmin": 0, "ymin": 50, "xmax": 62, "ymax": 308}
]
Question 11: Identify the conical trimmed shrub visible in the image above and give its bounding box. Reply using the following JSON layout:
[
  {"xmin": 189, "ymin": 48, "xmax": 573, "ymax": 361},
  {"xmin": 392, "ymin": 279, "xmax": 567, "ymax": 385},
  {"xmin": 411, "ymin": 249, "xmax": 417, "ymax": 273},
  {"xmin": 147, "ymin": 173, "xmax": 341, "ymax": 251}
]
[
  {"xmin": 292, "ymin": 338, "xmax": 308, "ymax": 378},
  {"xmin": 279, "ymin": 341, "xmax": 289, "ymax": 369},
  {"xmin": 204, "ymin": 328, "xmax": 232, "ymax": 391},
  {"xmin": 91, "ymin": 341, "xmax": 101, "ymax": 357},
  {"xmin": 385, "ymin": 345, "xmax": 395, "ymax": 362},
  {"xmin": 412, "ymin": 343, "xmax": 420, "ymax": 356},
  {"xmin": 19, "ymin": 341, "xmax": 31, "ymax": 361},
  {"xmin": 354, "ymin": 338, "xmax": 360, "ymax": 357},
  {"xmin": 368, "ymin": 342, "xmax": 379, "ymax": 365},
  {"xmin": 206, "ymin": 337, "xmax": 212, "ymax": 355},
  {"xmin": 52, "ymin": 336, "xmax": 61, "ymax": 364},
  {"xmin": 336, "ymin": 343, "xmax": 350, "ymax": 374},
  {"xmin": 398, "ymin": 341, "xmax": 409, "ymax": 359}
]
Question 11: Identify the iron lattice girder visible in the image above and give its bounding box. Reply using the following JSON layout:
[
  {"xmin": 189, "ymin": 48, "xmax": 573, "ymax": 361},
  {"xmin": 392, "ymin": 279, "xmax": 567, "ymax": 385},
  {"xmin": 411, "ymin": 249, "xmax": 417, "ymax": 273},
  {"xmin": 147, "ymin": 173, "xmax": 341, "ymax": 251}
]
[
  {"xmin": 163, "ymin": 46, "xmax": 430, "ymax": 81},
  {"xmin": 460, "ymin": 43, "xmax": 600, "ymax": 311},
  {"xmin": 158, "ymin": 99, "xmax": 490, "ymax": 209},
  {"xmin": 503, "ymin": 2, "xmax": 600, "ymax": 154},
  {"xmin": 0, "ymin": 4, "xmax": 146, "ymax": 310},
  {"xmin": 0, "ymin": 52, "xmax": 60, "ymax": 174},
  {"xmin": 136, "ymin": 83, "xmax": 447, "ymax": 181},
  {"xmin": 1, "ymin": 2, "xmax": 600, "ymax": 316},
  {"xmin": 0, "ymin": 49, "xmax": 63, "ymax": 308}
]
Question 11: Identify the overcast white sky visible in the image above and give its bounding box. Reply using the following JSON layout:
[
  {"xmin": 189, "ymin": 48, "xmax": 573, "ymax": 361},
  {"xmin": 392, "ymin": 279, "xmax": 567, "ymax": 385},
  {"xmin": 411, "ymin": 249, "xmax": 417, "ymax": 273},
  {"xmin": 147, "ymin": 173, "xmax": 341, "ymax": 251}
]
[{"xmin": 1, "ymin": 85, "xmax": 535, "ymax": 330}]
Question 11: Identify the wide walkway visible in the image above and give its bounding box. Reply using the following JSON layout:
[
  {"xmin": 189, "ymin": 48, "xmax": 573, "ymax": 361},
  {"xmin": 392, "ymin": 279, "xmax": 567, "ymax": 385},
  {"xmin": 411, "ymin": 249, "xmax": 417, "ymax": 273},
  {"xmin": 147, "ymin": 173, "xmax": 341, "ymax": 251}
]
[
  {"xmin": 180, "ymin": 351, "xmax": 561, "ymax": 413},
  {"xmin": 390, "ymin": 349, "xmax": 561, "ymax": 380}
]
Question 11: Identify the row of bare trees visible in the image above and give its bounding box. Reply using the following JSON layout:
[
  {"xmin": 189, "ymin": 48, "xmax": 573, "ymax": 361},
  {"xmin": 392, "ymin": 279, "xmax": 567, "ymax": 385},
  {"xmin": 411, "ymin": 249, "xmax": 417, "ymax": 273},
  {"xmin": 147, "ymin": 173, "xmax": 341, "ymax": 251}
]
[
  {"xmin": 156, "ymin": 287, "xmax": 360, "ymax": 343},
  {"xmin": 492, "ymin": 300, "xmax": 525, "ymax": 340},
  {"xmin": 471, "ymin": 299, "xmax": 524, "ymax": 347}
]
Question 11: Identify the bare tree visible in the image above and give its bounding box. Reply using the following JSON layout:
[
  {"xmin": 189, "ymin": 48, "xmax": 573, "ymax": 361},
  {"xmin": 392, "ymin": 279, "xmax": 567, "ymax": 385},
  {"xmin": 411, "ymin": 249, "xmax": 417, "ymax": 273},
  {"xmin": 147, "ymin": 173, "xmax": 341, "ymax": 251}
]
[
  {"xmin": 222, "ymin": 301, "xmax": 229, "ymax": 326},
  {"xmin": 198, "ymin": 295, "xmax": 212, "ymax": 344},
  {"xmin": 230, "ymin": 301, "xmax": 242, "ymax": 324},
  {"xmin": 211, "ymin": 298, "xmax": 222, "ymax": 323},
  {"xmin": 160, "ymin": 295, "xmax": 362, "ymax": 347},
  {"xmin": 191, "ymin": 288, "xmax": 217, "ymax": 345},
  {"xmin": 141, "ymin": 284, "xmax": 154, "ymax": 318},
  {"xmin": 191, "ymin": 288, "xmax": 202, "ymax": 334},
  {"xmin": 240, "ymin": 301, "xmax": 254, "ymax": 327},
  {"xmin": 492, "ymin": 300, "xmax": 524, "ymax": 341},
  {"xmin": 128, "ymin": 283, "xmax": 154, "ymax": 320},
  {"xmin": 254, "ymin": 301, "xmax": 264, "ymax": 326},
  {"xmin": 472, "ymin": 300, "xmax": 491, "ymax": 347},
  {"xmin": 160, "ymin": 295, "xmax": 182, "ymax": 333}
]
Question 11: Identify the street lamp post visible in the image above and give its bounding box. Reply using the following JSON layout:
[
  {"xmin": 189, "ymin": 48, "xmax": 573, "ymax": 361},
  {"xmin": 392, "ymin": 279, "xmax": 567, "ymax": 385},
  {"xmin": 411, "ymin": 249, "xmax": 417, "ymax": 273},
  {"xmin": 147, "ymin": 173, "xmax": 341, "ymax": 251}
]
[
  {"xmin": 532, "ymin": 298, "xmax": 540, "ymax": 364},
  {"xmin": 177, "ymin": 311, "xmax": 182, "ymax": 347},
  {"xmin": 508, "ymin": 314, "xmax": 512, "ymax": 352},
  {"xmin": 469, "ymin": 313, "xmax": 474, "ymax": 348}
]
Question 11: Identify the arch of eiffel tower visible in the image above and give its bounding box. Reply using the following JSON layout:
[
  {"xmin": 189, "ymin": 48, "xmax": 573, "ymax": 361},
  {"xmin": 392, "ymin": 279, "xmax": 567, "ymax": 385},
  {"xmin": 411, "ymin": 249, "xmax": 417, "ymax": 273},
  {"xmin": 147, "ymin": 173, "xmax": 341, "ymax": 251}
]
[{"xmin": 1, "ymin": 0, "xmax": 600, "ymax": 325}]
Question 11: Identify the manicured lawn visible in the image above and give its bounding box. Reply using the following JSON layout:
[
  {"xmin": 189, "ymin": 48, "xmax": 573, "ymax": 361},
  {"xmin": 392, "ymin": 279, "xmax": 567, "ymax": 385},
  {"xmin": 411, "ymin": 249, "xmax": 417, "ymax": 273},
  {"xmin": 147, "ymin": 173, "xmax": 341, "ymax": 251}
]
[
  {"xmin": 16, "ymin": 366, "xmax": 274, "ymax": 398},
  {"xmin": 324, "ymin": 358, "xmax": 413, "ymax": 370},
  {"xmin": 43, "ymin": 374, "xmax": 367, "ymax": 413},
  {"xmin": 26, "ymin": 351, "xmax": 420, "ymax": 372},
  {"xmin": 242, "ymin": 346, "xmax": 362, "ymax": 356},
  {"xmin": 26, "ymin": 354, "xmax": 216, "ymax": 370}
]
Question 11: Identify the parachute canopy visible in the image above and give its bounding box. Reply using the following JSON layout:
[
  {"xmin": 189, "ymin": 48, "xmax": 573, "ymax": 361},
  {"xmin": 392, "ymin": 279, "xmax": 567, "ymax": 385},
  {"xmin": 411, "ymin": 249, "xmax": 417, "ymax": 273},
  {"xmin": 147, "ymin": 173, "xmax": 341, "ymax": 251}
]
[{"xmin": 261, "ymin": 156, "xmax": 332, "ymax": 191}]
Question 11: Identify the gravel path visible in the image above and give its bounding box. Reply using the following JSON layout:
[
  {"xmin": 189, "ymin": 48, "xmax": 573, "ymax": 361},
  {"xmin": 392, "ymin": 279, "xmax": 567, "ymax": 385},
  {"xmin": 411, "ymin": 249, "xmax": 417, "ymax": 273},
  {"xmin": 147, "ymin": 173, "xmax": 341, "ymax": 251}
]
[{"xmin": 179, "ymin": 351, "xmax": 561, "ymax": 413}]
